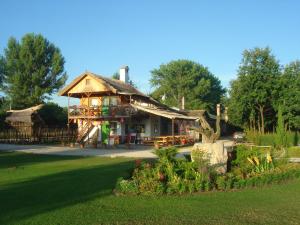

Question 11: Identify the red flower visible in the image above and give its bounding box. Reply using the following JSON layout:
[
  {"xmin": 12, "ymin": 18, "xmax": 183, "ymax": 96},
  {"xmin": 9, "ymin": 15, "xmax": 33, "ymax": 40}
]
[{"xmin": 135, "ymin": 159, "xmax": 142, "ymax": 168}]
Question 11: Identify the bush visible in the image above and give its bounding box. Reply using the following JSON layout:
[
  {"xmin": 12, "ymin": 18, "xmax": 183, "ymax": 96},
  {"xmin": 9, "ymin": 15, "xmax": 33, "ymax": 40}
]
[
  {"xmin": 115, "ymin": 178, "xmax": 138, "ymax": 195},
  {"xmin": 216, "ymin": 176, "xmax": 226, "ymax": 190},
  {"xmin": 246, "ymin": 130, "xmax": 298, "ymax": 147},
  {"xmin": 115, "ymin": 147, "xmax": 300, "ymax": 195}
]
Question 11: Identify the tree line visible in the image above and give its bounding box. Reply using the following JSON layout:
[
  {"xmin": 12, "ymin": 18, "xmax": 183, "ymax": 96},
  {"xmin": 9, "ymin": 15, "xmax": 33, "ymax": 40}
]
[
  {"xmin": 227, "ymin": 47, "xmax": 300, "ymax": 133},
  {"xmin": 0, "ymin": 33, "xmax": 299, "ymax": 132}
]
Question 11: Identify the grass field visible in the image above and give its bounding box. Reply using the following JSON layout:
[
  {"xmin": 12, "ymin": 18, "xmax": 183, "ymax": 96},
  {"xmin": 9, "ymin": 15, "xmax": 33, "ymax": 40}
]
[
  {"xmin": 1, "ymin": 151, "xmax": 300, "ymax": 225},
  {"xmin": 287, "ymin": 146, "xmax": 300, "ymax": 158}
]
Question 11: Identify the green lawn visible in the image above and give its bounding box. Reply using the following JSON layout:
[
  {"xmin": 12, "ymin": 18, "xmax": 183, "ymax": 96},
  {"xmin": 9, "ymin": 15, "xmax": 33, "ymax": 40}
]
[
  {"xmin": 287, "ymin": 146, "xmax": 300, "ymax": 158},
  {"xmin": 1, "ymin": 152, "xmax": 300, "ymax": 225}
]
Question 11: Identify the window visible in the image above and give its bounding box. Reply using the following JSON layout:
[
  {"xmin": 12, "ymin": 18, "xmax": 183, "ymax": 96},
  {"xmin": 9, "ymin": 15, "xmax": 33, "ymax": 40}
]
[
  {"xmin": 85, "ymin": 79, "xmax": 91, "ymax": 85},
  {"xmin": 110, "ymin": 97, "xmax": 118, "ymax": 106},
  {"xmin": 102, "ymin": 97, "xmax": 109, "ymax": 106},
  {"xmin": 102, "ymin": 96, "xmax": 119, "ymax": 106},
  {"xmin": 91, "ymin": 98, "xmax": 98, "ymax": 106}
]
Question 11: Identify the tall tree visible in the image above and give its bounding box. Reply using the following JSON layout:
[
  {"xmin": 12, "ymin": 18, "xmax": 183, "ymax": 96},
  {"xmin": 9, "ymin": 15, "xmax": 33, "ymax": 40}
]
[
  {"xmin": 150, "ymin": 60, "xmax": 225, "ymax": 112},
  {"xmin": 278, "ymin": 61, "xmax": 300, "ymax": 130},
  {"xmin": 0, "ymin": 33, "xmax": 67, "ymax": 109},
  {"xmin": 228, "ymin": 47, "xmax": 281, "ymax": 133}
]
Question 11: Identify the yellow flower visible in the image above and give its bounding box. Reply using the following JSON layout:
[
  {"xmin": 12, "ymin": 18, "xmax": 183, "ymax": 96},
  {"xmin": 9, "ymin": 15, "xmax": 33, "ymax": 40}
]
[
  {"xmin": 266, "ymin": 153, "xmax": 272, "ymax": 163},
  {"xmin": 253, "ymin": 157, "xmax": 260, "ymax": 165},
  {"xmin": 247, "ymin": 157, "xmax": 254, "ymax": 165}
]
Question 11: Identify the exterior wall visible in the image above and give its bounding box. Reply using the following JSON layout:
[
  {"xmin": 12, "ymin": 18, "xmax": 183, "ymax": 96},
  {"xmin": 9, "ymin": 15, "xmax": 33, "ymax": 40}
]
[{"xmin": 69, "ymin": 75, "xmax": 111, "ymax": 94}]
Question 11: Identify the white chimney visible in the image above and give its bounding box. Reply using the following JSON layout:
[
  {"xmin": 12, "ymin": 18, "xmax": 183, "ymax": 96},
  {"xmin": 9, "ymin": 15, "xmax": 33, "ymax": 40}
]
[{"xmin": 119, "ymin": 65, "xmax": 129, "ymax": 83}]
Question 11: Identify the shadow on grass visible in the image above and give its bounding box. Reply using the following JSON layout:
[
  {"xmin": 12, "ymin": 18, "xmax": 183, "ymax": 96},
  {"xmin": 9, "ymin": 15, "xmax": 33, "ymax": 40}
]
[
  {"xmin": 0, "ymin": 155, "xmax": 134, "ymax": 225},
  {"xmin": 0, "ymin": 151, "xmax": 83, "ymax": 169}
]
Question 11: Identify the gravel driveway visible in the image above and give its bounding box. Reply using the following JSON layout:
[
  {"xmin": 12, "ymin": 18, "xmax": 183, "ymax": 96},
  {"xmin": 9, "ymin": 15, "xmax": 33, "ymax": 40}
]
[{"xmin": 0, "ymin": 143, "xmax": 192, "ymax": 158}]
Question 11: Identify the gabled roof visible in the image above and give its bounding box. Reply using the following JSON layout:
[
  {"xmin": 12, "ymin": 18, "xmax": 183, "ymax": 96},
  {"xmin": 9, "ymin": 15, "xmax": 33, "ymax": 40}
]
[{"xmin": 58, "ymin": 71, "xmax": 147, "ymax": 97}]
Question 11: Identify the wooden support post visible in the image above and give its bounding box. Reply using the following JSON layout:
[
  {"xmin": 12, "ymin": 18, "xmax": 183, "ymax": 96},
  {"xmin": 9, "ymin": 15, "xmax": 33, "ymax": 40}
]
[{"xmin": 172, "ymin": 118, "xmax": 175, "ymax": 145}]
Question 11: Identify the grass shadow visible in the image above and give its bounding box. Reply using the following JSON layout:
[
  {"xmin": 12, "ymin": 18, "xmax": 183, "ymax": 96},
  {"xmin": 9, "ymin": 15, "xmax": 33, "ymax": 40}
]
[
  {"xmin": 0, "ymin": 153, "xmax": 134, "ymax": 224},
  {"xmin": 0, "ymin": 151, "xmax": 84, "ymax": 169}
]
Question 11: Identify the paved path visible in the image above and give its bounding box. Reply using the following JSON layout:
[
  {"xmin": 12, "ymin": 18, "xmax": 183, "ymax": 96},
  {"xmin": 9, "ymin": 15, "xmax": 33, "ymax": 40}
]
[
  {"xmin": 4, "ymin": 141, "xmax": 298, "ymax": 162},
  {"xmin": 289, "ymin": 158, "xmax": 300, "ymax": 163},
  {"xmin": 0, "ymin": 143, "xmax": 193, "ymax": 158}
]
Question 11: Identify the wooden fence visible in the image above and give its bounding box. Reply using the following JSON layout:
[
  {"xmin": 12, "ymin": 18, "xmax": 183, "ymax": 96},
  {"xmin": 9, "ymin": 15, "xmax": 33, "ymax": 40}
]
[{"xmin": 0, "ymin": 127, "xmax": 77, "ymax": 144}]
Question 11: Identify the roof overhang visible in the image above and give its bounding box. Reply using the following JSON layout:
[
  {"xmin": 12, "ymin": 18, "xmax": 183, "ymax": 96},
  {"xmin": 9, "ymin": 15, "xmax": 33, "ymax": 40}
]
[{"xmin": 130, "ymin": 104, "xmax": 197, "ymax": 120}]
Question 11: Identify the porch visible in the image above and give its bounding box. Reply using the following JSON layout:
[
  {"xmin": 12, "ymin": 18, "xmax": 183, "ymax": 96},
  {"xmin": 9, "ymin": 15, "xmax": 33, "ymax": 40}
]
[{"xmin": 68, "ymin": 104, "xmax": 134, "ymax": 119}]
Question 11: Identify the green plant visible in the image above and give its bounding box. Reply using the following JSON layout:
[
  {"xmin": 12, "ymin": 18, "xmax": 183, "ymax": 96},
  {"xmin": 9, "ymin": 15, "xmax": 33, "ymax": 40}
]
[
  {"xmin": 247, "ymin": 153, "xmax": 274, "ymax": 173},
  {"xmin": 246, "ymin": 130, "xmax": 298, "ymax": 147},
  {"xmin": 216, "ymin": 176, "xmax": 226, "ymax": 190},
  {"xmin": 154, "ymin": 147, "xmax": 178, "ymax": 162},
  {"xmin": 275, "ymin": 105, "xmax": 288, "ymax": 148},
  {"xmin": 191, "ymin": 148, "xmax": 210, "ymax": 176},
  {"xmin": 115, "ymin": 178, "xmax": 138, "ymax": 194}
]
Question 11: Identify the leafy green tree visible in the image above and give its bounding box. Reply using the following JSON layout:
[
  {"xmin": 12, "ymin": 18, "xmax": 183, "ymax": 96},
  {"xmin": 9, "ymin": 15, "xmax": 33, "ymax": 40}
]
[
  {"xmin": 38, "ymin": 102, "xmax": 68, "ymax": 126},
  {"xmin": 112, "ymin": 72, "xmax": 120, "ymax": 80},
  {"xmin": 0, "ymin": 33, "xmax": 67, "ymax": 109},
  {"xmin": 228, "ymin": 47, "xmax": 281, "ymax": 133},
  {"xmin": 150, "ymin": 60, "xmax": 225, "ymax": 112},
  {"xmin": 278, "ymin": 61, "xmax": 300, "ymax": 130},
  {"xmin": 0, "ymin": 97, "xmax": 9, "ymax": 129},
  {"xmin": 111, "ymin": 71, "xmax": 137, "ymax": 88}
]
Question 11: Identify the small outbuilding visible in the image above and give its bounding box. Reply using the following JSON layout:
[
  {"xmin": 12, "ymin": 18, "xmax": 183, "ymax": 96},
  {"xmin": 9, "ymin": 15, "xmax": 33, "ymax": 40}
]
[{"xmin": 5, "ymin": 105, "xmax": 45, "ymax": 136}]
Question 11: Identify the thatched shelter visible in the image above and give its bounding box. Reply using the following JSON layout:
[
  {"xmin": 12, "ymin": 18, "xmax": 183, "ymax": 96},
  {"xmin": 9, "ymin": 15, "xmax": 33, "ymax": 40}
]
[{"xmin": 5, "ymin": 105, "xmax": 45, "ymax": 136}]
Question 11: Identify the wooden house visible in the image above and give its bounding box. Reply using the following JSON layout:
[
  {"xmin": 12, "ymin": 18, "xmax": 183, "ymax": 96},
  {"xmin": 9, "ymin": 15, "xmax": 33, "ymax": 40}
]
[{"xmin": 59, "ymin": 66, "xmax": 198, "ymax": 146}]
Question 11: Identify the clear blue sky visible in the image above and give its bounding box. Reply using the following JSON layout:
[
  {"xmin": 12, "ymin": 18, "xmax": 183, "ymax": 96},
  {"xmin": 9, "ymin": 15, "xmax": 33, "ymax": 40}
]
[{"xmin": 1, "ymin": 0, "xmax": 300, "ymax": 106}]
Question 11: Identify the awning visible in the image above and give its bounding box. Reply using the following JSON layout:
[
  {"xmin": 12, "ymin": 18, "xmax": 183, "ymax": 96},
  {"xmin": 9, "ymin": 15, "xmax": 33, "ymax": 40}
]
[{"xmin": 130, "ymin": 104, "xmax": 197, "ymax": 120}]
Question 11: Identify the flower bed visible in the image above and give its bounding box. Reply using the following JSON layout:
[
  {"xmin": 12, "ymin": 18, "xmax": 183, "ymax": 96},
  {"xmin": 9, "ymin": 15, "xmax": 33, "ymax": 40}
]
[{"xmin": 115, "ymin": 146, "xmax": 300, "ymax": 195}]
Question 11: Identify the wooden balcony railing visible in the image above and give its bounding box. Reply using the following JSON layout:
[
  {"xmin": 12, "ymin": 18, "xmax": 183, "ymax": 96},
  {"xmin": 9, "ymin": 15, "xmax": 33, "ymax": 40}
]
[{"xmin": 68, "ymin": 104, "xmax": 136, "ymax": 118}]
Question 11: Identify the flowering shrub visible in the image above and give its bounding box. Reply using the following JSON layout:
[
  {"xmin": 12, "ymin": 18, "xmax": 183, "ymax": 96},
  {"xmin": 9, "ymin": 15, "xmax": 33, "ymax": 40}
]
[
  {"xmin": 247, "ymin": 153, "xmax": 274, "ymax": 173},
  {"xmin": 115, "ymin": 146, "xmax": 300, "ymax": 195}
]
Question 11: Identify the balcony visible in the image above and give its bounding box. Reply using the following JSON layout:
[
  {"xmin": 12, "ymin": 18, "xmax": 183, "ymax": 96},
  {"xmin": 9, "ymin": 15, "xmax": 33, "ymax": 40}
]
[{"xmin": 68, "ymin": 104, "xmax": 136, "ymax": 119}]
